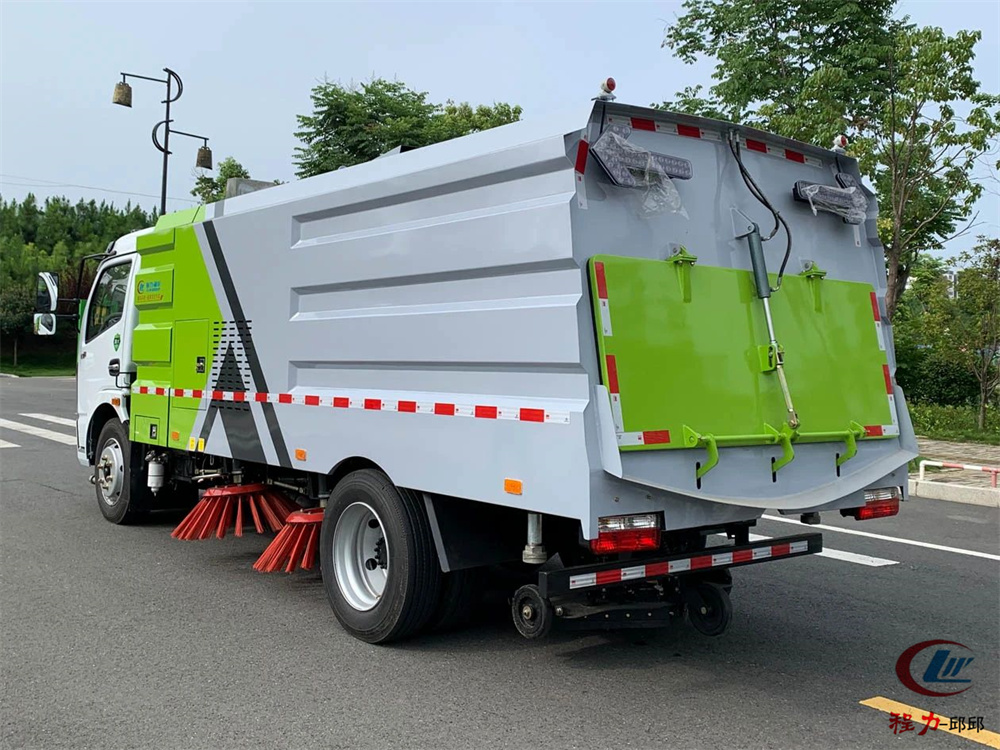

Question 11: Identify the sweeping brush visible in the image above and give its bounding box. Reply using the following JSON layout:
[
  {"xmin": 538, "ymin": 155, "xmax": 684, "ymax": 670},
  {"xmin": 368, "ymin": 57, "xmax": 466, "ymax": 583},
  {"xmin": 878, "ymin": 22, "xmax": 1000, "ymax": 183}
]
[
  {"xmin": 171, "ymin": 483, "xmax": 298, "ymax": 541},
  {"xmin": 253, "ymin": 508, "xmax": 324, "ymax": 573}
]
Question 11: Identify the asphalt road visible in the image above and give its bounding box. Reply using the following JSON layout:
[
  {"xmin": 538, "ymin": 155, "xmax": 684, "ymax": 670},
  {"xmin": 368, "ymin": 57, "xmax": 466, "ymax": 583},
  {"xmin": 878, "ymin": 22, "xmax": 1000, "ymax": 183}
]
[{"xmin": 2, "ymin": 377, "xmax": 998, "ymax": 750}]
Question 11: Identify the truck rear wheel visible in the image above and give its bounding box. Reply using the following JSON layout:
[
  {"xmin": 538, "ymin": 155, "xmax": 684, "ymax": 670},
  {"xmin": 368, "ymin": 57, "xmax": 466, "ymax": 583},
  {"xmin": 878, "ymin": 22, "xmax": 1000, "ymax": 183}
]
[
  {"xmin": 94, "ymin": 419, "xmax": 147, "ymax": 525},
  {"xmin": 320, "ymin": 469, "xmax": 441, "ymax": 643}
]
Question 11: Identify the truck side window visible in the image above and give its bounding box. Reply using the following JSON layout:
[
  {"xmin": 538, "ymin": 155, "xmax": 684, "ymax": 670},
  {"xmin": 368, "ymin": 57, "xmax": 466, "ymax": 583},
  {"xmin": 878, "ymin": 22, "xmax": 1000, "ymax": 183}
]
[{"xmin": 85, "ymin": 262, "xmax": 131, "ymax": 343}]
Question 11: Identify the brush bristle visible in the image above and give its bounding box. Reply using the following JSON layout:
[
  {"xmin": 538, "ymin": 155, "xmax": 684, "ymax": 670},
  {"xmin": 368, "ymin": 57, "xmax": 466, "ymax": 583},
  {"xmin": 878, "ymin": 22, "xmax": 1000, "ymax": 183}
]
[
  {"xmin": 171, "ymin": 484, "xmax": 297, "ymax": 541},
  {"xmin": 253, "ymin": 508, "xmax": 324, "ymax": 573}
]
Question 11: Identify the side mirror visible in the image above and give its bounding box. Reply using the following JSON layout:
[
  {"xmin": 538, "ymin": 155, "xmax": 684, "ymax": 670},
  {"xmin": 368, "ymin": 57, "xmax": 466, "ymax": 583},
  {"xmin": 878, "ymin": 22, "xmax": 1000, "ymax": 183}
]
[
  {"xmin": 33, "ymin": 313, "xmax": 56, "ymax": 336},
  {"xmin": 36, "ymin": 272, "xmax": 58, "ymax": 313}
]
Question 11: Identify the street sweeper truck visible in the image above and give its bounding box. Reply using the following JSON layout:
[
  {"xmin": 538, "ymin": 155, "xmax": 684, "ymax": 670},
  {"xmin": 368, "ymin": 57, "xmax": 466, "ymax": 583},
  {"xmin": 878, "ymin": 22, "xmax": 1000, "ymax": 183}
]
[{"xmin": 37, "ymin": 80, "xmax": 917, "ymax": 643}]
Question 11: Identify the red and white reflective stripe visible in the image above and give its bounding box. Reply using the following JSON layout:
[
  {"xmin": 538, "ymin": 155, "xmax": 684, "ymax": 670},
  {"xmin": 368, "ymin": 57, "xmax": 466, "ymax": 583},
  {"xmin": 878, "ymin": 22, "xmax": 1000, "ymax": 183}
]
[
  {"xmin": 740, "ymin": 136, "xmax": 823, "ymax": 167},
  {"xmin": 568, "ymin": 540, "xmax": 810, "ymax": 590},
  {"xmin": 624, "ymin": 116, "xmax": 722, "ymax": 142},
  {"xmin": 603, "ymin": 351, "xmax": 671, "ymax": 444},
  {"xmin": 870, "ymin": 291, "xmax": 886, "ymax": 351},
  {"xmin": 860, "ymin": 292, "xmax": 898, "ymax": 437},
  {"xmin": 575, "ymin": 138, "xmax": 589, "ymax": 209},
  {"xmin": 604, "ymin": 115, "xmax": 822, "ymax": 167},
  {"xmin": 617, "ymin": 430, "xmax": 671, "ymax": 447},
  {"xmin": 594, "ymin": 261, "xmax": 612, "ymax": 336},
  {"xmin": 865, "ymin": 364, "xmax": 899, "ymax": 437},
  {"xmin": 605, "ymin": 354, "xmax": 624, "ymax": 432},
  {"xmin": 134, "ymin": 386, "xmax": 571, "ymax": 424}
]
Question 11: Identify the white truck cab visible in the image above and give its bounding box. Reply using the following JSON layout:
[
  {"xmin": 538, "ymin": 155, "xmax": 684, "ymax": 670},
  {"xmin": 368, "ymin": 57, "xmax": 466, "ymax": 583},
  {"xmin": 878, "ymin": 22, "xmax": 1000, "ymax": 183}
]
[{"xmin": 73, "ymin": 228, "xmax": 150, "ymax": 468}]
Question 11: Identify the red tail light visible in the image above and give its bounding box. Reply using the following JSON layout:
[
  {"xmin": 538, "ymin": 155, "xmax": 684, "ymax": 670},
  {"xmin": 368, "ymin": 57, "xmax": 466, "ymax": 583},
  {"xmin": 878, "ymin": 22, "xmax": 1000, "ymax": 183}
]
[
  {"xmin": 841, "ymin": 488, "xmax": 901, "ymax": 521},
  {"xmin": 589, "ymin": 513, "xmax": 661, "ymax": 553},
  {"xmin": 590, "ymin": 528, "xmax": 661, "ymax": 554}
]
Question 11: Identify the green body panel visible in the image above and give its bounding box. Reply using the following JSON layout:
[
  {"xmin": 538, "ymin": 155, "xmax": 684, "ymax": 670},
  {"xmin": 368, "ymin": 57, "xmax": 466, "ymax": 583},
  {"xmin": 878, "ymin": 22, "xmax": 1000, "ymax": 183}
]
[
  {"xmin": 172, "ymin": 320, "xmax": 210, "ymax": 392},
  {"xmin": 589, "ymin": 255, "xmax": 892, "ymax": 453},
  {"xmin": 151, "ymin": 206, "xmax": 206, "ymax": 231},
  {"xmin": 133, "ymin": 413, "xmax": 166, "ymax": 447},
  {"xmin": 135, "ymin": 229, "xmax": 176, "ymax": 255},
  {"xmin": 132, "ymin": 323, "xmax": 172, "ymax": 363},
  {"xmin": 129, "ymin": 206, "xmax": 221, "ymax": 450}
]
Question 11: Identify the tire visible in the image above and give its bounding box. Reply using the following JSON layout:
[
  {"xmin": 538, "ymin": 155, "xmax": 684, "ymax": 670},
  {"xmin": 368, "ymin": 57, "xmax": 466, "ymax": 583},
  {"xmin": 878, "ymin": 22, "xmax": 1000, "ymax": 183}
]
[
  {"xmin": 511, "ymin": 584, "xmax": 553, "ymax": 640},
  {"xmin": 94, "ymin": 419, "xmax": 147, "ymax": 525},
  {"xmin": 685, "ymin": 581, "xmax": 732, "ymax": 637},
  {"xmin": 430, "ymin": 566, "xmax": 484, "ymax": 632},
  {"xmin": 320, "ymin": 470, "xmax": 442, "ymax": 644}
]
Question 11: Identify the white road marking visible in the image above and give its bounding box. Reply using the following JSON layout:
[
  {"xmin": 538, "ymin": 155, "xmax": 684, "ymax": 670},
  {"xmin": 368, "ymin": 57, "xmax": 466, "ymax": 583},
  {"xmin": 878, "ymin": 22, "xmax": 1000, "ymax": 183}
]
[
  {"xmin": 762, "ymin": 514, "xmax": 1000, "ymax": 562},
  {"xmin": 0, "ymin": 418, "xmax": 76, "ymax": 446},
  {"xmin": 748, "ymin": 533, "xmax": 897, "ymax": 567},
  {"xmin": 0, "ymin": 439, "xmax": 21, "ymax": 448},
  {"xmin": 19, "ymin": 413, "xmax": 75, "ymax": 427}
]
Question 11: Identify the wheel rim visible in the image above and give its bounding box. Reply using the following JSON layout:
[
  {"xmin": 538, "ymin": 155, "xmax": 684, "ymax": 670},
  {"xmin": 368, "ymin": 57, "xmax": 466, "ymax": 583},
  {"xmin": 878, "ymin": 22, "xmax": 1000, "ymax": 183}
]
[
  {"xmin": 96, "ymin": 438, "xmax": 125, "ymax": 506},
  {"xmin": 332, "ymin": 501, "xmax": 389, "ymax": 611},
  {"xmin": 688, "ymin": 584, "xmax": 728, "ymax": 635}
]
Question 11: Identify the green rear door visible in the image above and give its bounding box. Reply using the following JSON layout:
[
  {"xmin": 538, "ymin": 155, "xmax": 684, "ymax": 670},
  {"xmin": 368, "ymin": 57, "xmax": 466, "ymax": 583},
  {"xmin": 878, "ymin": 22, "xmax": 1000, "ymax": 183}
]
[{"xmin": 589, "ymin": 254, "xmax": 895, "ymax": 474}]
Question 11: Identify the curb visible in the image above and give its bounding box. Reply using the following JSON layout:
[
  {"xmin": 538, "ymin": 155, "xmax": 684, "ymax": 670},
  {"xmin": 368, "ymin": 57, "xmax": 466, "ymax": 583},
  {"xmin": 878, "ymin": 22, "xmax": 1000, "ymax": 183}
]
[
  {"xmin": 0, "ymin": 373, "xmax": 21, "ymax": 379},
  {"xmin": 909, "ymin": 479, "xmax": 999, "ymax": 508}
]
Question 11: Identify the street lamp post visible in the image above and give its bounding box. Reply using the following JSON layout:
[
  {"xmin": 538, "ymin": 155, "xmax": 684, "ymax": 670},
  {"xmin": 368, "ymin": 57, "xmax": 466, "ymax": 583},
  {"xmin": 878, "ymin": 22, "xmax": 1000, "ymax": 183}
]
[{"xmin": 112, "ymin": 68, "xmax": 212, "ymax": 215}]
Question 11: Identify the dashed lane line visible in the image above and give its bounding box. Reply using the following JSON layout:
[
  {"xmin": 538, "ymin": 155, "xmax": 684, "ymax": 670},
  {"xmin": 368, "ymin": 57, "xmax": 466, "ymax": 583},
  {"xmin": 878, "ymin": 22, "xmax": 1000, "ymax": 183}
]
[
  {"xmin": 0, "ymin": 418, "xmax": 76, "ymax": 446},
  {"xmin": 19, "ymin": 413, "xmax": 75, "ymax": 427}
]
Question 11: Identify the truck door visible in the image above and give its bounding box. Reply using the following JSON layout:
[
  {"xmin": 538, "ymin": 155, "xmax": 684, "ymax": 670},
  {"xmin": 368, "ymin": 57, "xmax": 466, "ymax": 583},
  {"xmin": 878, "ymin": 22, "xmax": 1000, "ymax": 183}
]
[{"xmin": 77, "ymin": 258, "xmax": 136, "ymax": 454}]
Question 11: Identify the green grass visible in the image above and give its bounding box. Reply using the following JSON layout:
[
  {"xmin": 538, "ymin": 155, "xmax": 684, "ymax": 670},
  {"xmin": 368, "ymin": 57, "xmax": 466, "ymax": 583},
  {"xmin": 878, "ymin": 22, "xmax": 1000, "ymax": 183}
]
[
  {"xmin": 908, "ymin": 402, "xmax": 1000, "ymax": 445},
  {"xmin": 0, "ymin": 348, "xmax": 76, "ymax": 377}
]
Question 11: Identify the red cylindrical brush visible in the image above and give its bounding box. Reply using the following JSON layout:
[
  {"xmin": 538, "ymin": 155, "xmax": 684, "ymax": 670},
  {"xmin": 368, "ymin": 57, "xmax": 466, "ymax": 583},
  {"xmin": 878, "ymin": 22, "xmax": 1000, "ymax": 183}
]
[
  {"xmin": 253, "ymin": 508, "xmax": 324, "ymax": 573},
  {"xmin": 171, "ymin": 484, "xmax": 298, "ymax": 541}
]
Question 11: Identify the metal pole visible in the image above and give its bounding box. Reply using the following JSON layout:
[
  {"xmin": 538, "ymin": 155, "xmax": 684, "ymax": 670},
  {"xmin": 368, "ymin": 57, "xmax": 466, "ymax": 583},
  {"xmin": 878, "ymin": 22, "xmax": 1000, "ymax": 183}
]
[{"xmin": 160, "ymin": 74, "xmax": 171, "ymax": 216}]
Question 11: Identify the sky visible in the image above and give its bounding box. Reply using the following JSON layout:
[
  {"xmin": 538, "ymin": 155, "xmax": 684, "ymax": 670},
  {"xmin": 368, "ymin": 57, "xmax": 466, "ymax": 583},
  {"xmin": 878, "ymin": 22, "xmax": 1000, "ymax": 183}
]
[{"xmin": 1, "ymin": 1, "xmax": 998, "ymax": 254}]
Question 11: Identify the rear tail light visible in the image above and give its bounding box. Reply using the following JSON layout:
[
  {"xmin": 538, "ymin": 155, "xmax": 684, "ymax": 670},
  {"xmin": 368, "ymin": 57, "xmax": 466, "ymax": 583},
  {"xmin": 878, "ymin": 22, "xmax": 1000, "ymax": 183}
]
[
  {"xmin": 840, "ymin": 487, "xmax": 902, "ymax": 521},
  {"xmin": 590, "ymin": 513, "xmax": 661, "ymax": 554}
]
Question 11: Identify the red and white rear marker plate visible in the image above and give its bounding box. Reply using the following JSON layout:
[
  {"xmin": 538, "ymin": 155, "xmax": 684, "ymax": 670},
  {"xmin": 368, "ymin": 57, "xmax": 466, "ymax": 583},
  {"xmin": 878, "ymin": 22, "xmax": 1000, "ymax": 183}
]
[{"xmin": 567, "ymin": 539, "xmax": 810, "ymax": 590}]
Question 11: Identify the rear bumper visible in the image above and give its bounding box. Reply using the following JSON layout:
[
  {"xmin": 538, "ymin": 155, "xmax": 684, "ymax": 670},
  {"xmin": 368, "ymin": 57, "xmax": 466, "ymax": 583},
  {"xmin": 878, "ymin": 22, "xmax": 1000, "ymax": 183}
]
[{"xmin": 538, "ymin": 533, "xmax": 822, "ymax": 598}]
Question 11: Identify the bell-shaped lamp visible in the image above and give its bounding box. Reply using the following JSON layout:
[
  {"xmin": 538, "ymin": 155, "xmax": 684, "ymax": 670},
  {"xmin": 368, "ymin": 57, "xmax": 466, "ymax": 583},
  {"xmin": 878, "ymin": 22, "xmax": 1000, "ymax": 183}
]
[
  {"xmin": 112, "ymin": 81, "xmax": 133, "ymax": 107},
  {"xmin": 196, "ymin": 145, "xmax": 213, "ymax": 170}
]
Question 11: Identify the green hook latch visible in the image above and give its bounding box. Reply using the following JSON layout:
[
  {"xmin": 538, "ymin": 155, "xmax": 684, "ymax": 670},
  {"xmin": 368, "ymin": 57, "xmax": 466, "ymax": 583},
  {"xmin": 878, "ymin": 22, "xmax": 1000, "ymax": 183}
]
[
  {"xmin": 764, "ymin": 422, "xmax": 797, "ymax": 473},
  {"xmin": 801, "ymin": 262, "xmax": 827, "ymax": 312},
  {"xmin": 666, "ymin": 246, "xmax": 698, "ymax": 303}
]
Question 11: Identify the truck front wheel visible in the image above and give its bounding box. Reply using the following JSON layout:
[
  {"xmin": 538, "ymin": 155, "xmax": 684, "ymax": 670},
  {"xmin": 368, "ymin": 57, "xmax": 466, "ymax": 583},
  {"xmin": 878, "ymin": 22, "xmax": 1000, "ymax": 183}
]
[
  {"xmin": 320, "ymin": 469, "xmax": 441, "ymax": 643},
  {"xmin": 94, "ymin": 419, "xmax": 147, "ymax": 525}
]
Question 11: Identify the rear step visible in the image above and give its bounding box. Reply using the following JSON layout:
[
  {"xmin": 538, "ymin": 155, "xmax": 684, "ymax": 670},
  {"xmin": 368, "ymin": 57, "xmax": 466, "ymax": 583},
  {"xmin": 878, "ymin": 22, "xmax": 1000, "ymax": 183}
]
[
  {"xmin": 509, "ymin": 533, "xmax": 822, "ymax": 639},
  {"xmin": 539, "ymin": 532, "xmax": 822, "ymax": 597}
]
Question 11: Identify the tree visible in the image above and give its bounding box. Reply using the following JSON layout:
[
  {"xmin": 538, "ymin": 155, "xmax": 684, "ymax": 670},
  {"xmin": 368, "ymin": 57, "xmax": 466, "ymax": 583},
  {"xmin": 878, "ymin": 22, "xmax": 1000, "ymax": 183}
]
[
  {"xmin": 923, "ymin": 237, "xmax": 1000, "ymax": 431},
  {"xmin": 661, "ymin": 0, "xmax": 897, "ymax": 140},
  {"xmin": 191, "ymin": 156, "xmax": 251, "ymax": 203},
  {"xmin": 293, "ymin": 78, "xmax": 522, "ymax": 178},
  {"xmin": 426, "ymin": 100, "xmax": 524, "ymax": 142},
  {"xmin": 853, "ymin": 27, "xmax": 1000, "ymax": 317},
  {"xmin": 661, "ymin": 3, "xmax": 1000, "ymax": 318},
  {"xmin": 892, "ymin": 254, "xmax": 980, "ymax": 406},
  {"xmin": 0, "ymin": 194, "xmax": 155, "ymax": 366},
  {"xmin": 0, "ymin": 285, "xmax": 35, "ymax": 367}
]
